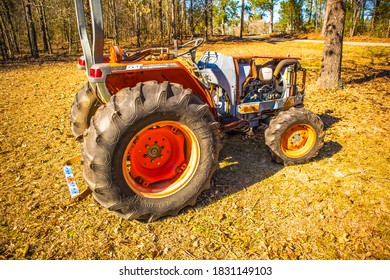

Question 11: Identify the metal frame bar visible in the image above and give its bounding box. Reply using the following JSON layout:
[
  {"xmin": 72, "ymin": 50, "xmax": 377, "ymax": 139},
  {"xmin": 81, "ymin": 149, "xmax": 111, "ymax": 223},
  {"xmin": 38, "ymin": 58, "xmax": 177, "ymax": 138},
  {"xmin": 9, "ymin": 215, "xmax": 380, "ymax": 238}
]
[
  {"xmin": 74, "ymin": 0, "xmax": 93, "ymax": 74},
  {"xmin": 74, "ymin": 0, "xmax": 104, "ymax": 74},
  {"xmin": 90, "ymin": 0, "xmax": 104, "ymax": 64}
]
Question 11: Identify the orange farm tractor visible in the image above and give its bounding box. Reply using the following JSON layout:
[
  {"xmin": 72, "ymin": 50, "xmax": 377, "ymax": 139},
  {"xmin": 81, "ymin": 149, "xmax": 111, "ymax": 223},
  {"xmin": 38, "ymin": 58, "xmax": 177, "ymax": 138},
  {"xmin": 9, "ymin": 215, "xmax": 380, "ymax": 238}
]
[{"xmin": 64, "ymin": 0, "xmax": 324, "ymax": 222}]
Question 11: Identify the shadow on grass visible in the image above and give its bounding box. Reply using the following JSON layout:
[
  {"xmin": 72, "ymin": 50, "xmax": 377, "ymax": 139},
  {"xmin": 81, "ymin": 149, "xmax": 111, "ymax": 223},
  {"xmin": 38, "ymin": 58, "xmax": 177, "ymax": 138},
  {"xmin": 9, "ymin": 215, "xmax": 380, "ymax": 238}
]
[
  {"xmin": 203, "ymin": 35, "xmax": 298, "ymax": 45},
  {"xmin": 319, "ymin": 112, "xmax": 341, "ymax": 130},
  {"xmin": 315, "ymin": 113, "xmax": 343, "ymax": 162},
  {"xmin": 0, "ymin": 54, "xmax": 78, "ymax": 69},
  {"xmin": 315, "ymin": 140, "xmax": 342, "ymax": 162},
  {"xmin": 191, "ymin": 113, "xmax": 342, "ymax": 210},
  {"xmin": 197, "ymin": 134, "xmax": 284, "ymax": 207},
  {"xmin": 346, "ymin": 69, "xmax": 390, "ymax": 85},
  {"xmin": 246, "ymin": 37, "xmax": 297, "ymax": 45}
]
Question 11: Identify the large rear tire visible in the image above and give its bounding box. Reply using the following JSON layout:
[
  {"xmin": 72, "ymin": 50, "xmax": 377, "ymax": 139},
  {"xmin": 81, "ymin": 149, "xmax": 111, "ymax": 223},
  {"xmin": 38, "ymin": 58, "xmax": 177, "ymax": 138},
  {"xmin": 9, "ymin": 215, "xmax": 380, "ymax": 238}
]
[
  {"xmin": 70, "ymin": 82, "xmax": 102, "ymax": 141},
  {"xmin": 265, "ymin": 107, "xmax": 324, "ymax": 165},
  {"xmin": 82, "ymin": 81, "xmax": 221, "ymax": 222}
]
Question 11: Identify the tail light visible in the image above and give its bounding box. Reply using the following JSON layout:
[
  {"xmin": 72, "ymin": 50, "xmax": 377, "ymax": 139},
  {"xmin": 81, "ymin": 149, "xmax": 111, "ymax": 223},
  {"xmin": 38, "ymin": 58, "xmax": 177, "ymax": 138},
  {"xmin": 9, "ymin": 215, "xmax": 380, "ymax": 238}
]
[
  {"xmin": 78, "ymin": 57, "xmax": 86, "ymax": 67},
  {"xmin": 89, "ymin": 68, "xmax": 103, "ymax": 78}
]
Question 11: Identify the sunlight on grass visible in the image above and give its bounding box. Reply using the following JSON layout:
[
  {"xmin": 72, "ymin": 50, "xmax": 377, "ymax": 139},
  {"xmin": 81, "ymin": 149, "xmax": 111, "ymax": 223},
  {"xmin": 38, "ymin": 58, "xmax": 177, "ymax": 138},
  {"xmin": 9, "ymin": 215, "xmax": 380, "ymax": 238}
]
[{"xmin": 0, "ymin": 41, "xmax": 389, "ymax": 260}]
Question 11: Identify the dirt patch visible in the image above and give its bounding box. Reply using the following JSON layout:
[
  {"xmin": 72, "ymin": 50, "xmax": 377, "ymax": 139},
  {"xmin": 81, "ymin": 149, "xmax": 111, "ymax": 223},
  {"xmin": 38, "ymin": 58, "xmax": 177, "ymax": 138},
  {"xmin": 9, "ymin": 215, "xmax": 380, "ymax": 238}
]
[{"xmin": 0, "ymin": 41, "xmax": 389, "ymax": 260}]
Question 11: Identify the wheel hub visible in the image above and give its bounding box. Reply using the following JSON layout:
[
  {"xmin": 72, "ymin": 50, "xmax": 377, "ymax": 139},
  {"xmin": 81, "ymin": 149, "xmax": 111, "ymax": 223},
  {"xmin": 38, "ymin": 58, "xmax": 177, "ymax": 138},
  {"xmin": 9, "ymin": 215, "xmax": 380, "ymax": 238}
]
[
  {"xmin": 146, "ymin": 144, "xmax": 163, "ymax": 159},
  {"xmin": 289, "ymin": 131, "xmax": 307, "ymax": 149},
  {"xmin": 128, "ymin": 125, "xmax": 186, "ymax": 186},
  {"xmin": 281, "ymin": 124, "xmax": 316, "ymax": 158}
]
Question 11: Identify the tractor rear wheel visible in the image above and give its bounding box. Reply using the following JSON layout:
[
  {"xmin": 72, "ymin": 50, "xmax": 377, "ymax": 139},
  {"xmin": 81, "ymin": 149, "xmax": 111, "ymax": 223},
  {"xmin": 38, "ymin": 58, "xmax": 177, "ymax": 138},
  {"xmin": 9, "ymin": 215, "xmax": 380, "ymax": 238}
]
[
  {"xmin": 81, "ymin": 81, "xmax": 221, "ymax": 222},
  {"xmin": 265, "ymin": 107, "xmax": 324, "ymax": 165},
  {"xmin": 70, "ymin": 82, "xmax": 102, "ymax": 141}
]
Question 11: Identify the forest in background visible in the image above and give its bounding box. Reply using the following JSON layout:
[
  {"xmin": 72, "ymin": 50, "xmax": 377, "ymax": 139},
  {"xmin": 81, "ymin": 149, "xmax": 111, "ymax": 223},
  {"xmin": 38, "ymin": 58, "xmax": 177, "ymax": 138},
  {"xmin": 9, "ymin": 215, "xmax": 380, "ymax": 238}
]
[{"xmin": 1, "ymin": 0, "xmax": 389, "ymax": 60}]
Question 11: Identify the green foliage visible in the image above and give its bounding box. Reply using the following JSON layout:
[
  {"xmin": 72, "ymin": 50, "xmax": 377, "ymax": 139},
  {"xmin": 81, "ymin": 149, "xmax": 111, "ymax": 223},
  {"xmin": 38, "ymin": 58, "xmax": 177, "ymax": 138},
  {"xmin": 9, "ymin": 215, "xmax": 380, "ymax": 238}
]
[
  {"xmin": 213, "ymin": 0, "xmax": 240, "ymax": 34},
  {"xmin": 249, "ymin": 0, "xmax": 278, "ymax": 15},
  {"xmin": 370, "ymin": 0, "xmax": 390, "ymax": 37},
  {"xmin": 279, "ymin": 0, "xmax": 304, "ymax": 32},
  {"xmin": 341, "ymin": 0, "xmax": 390, "ymax": 38},
  {"xmin": 248, "ymin": 0, "xmax": 268, "ymax": 20}
]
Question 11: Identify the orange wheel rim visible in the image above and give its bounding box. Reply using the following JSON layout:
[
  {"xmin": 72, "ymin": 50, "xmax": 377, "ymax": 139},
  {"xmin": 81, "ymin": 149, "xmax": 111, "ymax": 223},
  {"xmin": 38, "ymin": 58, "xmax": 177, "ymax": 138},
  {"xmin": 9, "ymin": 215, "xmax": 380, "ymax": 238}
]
[
  {"xmin": 122, "ymin": 121, "xmax": 200, "ymax": 198},
  {"xmin": 281, "ymin": 124, "xmax": 316, "ymax": 158}
]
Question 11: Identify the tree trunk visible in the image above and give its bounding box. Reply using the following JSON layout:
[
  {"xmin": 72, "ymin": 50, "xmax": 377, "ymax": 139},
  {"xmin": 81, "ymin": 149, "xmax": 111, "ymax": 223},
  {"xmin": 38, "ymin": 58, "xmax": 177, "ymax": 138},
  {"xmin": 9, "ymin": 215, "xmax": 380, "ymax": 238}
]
[
  {"xmin": 289, "ymin": 0, "xmax": 294, "ymax": 32},
  {"xmin": 387, "ymin": 19, "xmax": 390, "ymax": 38},
  {"xmin": 159, "ymin": 0, "xmax": 164, "ymax": 43},
  {"xmin": 240, "ymin": 0, "xmax": 245, "ymax": 38},
  {"xmin": 210, "ymin": 0, "xmax": 214, "ymax": 36},
  {"xmin": 41, "ymin": 0, "xmax": 52, "ymax": 54},
  {"xmin": 133, "ymin": 2, "xmax": 141, "ymax": 48},
  {"xmin": 171, "ymin": 0, "xmax": 177, "ymax": 54},
  {"xmin": 181, "ymin": 0, "xmax": 186, "ymax": 38},
  {"xmin": 109, "ymin": 0, "xmax": 119, "ymax": 45},
  {"xmin": 359, "ymin": 0, "xmax": 366, "ymax": 33},
  {"xmin": 37, "ymin": 2, "xmax": 47, "ymax": 52},
  {"xmin": 269, "ymin": 0, "xmax": 274, "ymax": 34},
  {"xmin": 308, "ymin": 0, "xmax": 313, "ymax": 25},
  {"xmin": 0, "ymin": 19, "xmax": 8, "ymax": 60},
  {"xmin": 68, "ymin": 15, "xmax": 72, "ymax": 55},
  {"xmin": 370, "ymin": 0, "xmax": 382, "ymax": 36},
  {"xmin": 176, "ymin": 0, "xmax": 181, "ymax": 41},
  {"xmin": 314, "ymin": 0, "xmax": 319, "ymax": 32},
  {"xmin": 190, "ymin": 0, "xmax": 194, "ymax": 37},
  {"xmin": 221, "ymin": 17, "xmax": 226, "ymax": 36},
  {"xmin": 316, "ymin": 0, "xmax": 346, "ymax": 89},
  {"xmin": 1, "ymin": 0, "xmax": 19, "ymax": 54},
  {"xmin": 373, "ymin": 0, "xmax": 381, "ymax": 26},
  {"xmin": 349, "ymin": 0, "xmax": 361, "ymax": 37},
  {"xmin": 321, "ymin": 0, "xmax": 331, "ymax": 37},
  {"xmin": 21, "ymin": 0, "xmax": 32, "ymax": 54},
  {"xmin": 0, "ymin": 14, "xmax": 12, "ymax": 58},
  {"xmin": 167, "ymin": 5, "xmax": 171, "ymax": 42},
  {"xmin": 23, "ymin": 0, "xmax": 39, "ymax": 58},
  {"xmin": 205, "ymin": 0, "xmax": 209, "ymax": 40}
]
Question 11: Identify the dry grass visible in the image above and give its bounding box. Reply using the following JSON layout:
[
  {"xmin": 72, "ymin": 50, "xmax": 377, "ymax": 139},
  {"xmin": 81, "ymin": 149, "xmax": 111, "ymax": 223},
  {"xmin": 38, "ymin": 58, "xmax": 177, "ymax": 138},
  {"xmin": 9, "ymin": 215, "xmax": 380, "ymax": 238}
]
[{"xmin": 0, "ymin": 40, "xmax": 389, "ymax": 260}]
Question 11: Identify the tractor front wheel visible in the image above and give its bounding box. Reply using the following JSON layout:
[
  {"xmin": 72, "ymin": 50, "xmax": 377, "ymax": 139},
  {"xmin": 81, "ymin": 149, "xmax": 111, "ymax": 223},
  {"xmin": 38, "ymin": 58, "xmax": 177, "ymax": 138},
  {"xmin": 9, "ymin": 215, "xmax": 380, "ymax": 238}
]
[
  {"xmin": 81, "ymin": 81, "xmax": 221, "ymax": 222},
  {"xmin": 265, "ymin": 107, "xmax": 324, "ymax": 165},
  {"xmin": 70, "ymin": 82, "xmax": 102, "ymax": 141}
]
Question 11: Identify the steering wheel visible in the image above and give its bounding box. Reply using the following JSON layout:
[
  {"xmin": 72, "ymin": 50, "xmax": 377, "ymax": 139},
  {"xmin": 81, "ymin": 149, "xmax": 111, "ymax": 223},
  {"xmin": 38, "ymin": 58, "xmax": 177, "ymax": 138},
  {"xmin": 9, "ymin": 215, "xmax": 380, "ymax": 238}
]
[{"xmin": 176, "ymin": 38, "xmax": 204, "ymax": 61}]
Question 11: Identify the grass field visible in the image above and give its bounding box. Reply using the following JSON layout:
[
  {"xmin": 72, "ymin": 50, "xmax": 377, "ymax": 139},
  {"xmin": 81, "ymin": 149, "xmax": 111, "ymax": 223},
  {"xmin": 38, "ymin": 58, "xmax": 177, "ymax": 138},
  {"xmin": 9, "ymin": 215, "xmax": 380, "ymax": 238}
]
[{"xmin": 0, "ymin": 39, "xmax": 389, "ymax": 260}]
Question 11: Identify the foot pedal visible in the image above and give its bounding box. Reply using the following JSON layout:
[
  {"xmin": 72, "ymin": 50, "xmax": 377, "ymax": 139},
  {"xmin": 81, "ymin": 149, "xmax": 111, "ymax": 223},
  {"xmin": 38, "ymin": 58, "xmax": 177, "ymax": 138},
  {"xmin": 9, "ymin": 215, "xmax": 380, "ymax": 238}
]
[{"xmin": 63, "ymin": 155, "xmax": 92, "ymax": 201}]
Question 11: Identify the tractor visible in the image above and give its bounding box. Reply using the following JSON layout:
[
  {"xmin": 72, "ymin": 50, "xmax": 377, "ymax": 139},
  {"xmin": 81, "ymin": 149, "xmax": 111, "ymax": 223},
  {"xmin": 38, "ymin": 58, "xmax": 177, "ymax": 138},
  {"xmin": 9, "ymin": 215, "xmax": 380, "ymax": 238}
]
[{"xmin": 64, "ymin": 0, "xmax": 324, "ymax": 222}]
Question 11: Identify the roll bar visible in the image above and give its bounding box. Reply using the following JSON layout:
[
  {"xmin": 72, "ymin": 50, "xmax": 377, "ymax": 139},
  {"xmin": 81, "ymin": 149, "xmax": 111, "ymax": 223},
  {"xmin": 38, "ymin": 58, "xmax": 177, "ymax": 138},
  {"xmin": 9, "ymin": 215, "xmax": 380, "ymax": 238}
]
[{"xmin": 74, "ymin": 0, "xmax": 104, "ymax": 74}]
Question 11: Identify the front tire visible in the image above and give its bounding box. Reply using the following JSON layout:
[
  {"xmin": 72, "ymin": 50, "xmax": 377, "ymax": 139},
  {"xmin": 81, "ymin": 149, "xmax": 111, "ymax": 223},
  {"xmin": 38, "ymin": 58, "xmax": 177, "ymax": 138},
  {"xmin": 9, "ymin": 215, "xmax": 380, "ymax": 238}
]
[
  {"xmin": 82, "ymin": 81, "xmax": 221, "ymax": 222},
  {"xmin": 265, "ymin": 107, "xmax": 324, "ymax": 165},
  {"xmin": 70, "ymin": 82, "xmax": 102, "ymax": 141}
]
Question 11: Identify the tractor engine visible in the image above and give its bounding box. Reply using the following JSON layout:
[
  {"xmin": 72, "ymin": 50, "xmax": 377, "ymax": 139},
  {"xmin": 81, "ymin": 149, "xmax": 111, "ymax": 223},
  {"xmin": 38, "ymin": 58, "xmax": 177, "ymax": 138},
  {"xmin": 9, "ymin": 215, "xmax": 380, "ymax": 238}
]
[
  {"xmin": 241, "ymin": 67, "xmax": 285, "ymax": 103},
  {"xmin": 197, "ymin": 52, "xmax": 305, "ymax": 121}
]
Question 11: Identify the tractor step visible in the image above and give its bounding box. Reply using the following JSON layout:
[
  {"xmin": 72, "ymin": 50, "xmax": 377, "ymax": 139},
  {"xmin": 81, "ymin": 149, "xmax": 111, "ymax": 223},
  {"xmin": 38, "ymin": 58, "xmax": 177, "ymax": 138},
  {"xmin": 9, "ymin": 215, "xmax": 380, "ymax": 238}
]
[
  {"xmin": 220, "ymin": 116, "xmax": 250, "ymax": 133},
  {"xmin": 63, "ymin": 155, "xmax": 92, "ymax": 201}
]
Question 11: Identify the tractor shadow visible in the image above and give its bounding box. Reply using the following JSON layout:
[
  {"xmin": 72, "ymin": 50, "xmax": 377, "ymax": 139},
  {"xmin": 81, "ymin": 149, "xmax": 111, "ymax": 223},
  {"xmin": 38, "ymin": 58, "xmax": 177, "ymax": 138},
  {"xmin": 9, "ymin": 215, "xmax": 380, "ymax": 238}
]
[
  {"xmin": 197, "ymin": 133, "xmax": 284, "ymax": 207},
  {"xmin": 315, "ymin": 113, "xmax": 343, "ymax": 161},
  {"xmin": 192, "ymin": 113, "xmax": 342, "ymax": 210},
  {"xmin": 319, "ymin": 112, "xmax": 340, "ymax": 130}
]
